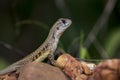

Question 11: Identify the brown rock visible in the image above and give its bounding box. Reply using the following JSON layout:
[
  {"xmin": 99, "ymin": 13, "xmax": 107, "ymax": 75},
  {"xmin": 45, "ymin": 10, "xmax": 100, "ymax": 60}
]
[
  {"xmin": 56, "ymin": 54, "xmax": 95, "ymax": 80},
  {"xmin": 89, "ymin": 59, "xmax": 120, "ymax": 80},
  {"xmin": 18, "ymin": 62, "xmax": 67, "ymax": 80},
  {"xmin": 0, "ymin": 73, "xmax": 17, "ymax": 80}
]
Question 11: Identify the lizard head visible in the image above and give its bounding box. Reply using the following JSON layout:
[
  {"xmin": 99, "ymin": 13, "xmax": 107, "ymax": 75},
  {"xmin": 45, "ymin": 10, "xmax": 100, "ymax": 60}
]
[{"xmin": 50, "ymin": 18, "xmax": 72, "ymax": 39}]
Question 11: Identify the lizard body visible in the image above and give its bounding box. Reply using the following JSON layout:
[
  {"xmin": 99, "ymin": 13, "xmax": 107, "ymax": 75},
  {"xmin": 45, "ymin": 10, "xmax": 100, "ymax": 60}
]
[{"xmin": 0, "ymin": 18, "xmax": 72, "ymax": 75}]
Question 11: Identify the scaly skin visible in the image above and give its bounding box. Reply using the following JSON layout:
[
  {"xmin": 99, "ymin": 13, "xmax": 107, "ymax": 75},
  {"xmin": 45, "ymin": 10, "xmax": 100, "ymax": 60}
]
[{"xmin": 0, "ymin": 18, "xmax": 72, "ymax": 75}]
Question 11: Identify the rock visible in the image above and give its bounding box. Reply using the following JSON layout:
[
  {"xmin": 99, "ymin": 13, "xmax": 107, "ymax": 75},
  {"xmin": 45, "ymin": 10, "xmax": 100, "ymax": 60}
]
[
  {"xmin": 0, "ymin": 72, "xmax": 17, "ymax": 80},
  {"xmin": 18, "ymin": 62, "xmax": 67, "ymax": 80},
  {"xmin": 89, "ymin": 59, "xmax": 120, "ymax": 80}
]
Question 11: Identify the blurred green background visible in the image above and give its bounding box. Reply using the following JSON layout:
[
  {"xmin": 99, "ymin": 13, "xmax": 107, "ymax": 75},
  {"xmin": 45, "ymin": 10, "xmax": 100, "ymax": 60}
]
[{"xmin": 0, "ymin": 0, "xmax": 120, "ymax": 68}]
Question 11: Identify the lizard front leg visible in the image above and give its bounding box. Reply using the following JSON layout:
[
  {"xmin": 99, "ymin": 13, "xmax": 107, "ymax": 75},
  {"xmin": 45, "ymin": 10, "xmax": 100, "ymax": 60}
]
[{"xmin": 48, "ymin": 53, "xmax": 56, "ymax": 65}]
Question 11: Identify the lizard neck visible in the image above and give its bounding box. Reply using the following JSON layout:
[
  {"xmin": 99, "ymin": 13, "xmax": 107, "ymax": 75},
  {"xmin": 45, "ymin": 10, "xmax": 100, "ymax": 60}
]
[{"xmin": 46, "ymin": 29, "xmax": 59, "ymax": 51}]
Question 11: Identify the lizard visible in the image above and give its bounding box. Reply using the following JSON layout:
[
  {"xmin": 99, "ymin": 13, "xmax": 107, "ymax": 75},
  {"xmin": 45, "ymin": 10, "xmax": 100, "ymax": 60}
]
[{"xmin": 0, "ymin": 18, "xmax": 72, "ymax": 75}]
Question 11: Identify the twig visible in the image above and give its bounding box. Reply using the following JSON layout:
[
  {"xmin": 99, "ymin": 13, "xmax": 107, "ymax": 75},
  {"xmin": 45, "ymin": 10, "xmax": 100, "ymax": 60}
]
[
  {"xmin": 55, "ymin": 0, "xmax": 71, "ymax": 17},
  {"xmin": 93, "ymin": 37, "xmax": 109, "ymax": 58},
  {"xmin": 84, "ymin": 0, "xmax": 117, "ymax": 48},
  {"xmin": 0, "ymin": 41, "xmax": 25, "ymax": 57}
]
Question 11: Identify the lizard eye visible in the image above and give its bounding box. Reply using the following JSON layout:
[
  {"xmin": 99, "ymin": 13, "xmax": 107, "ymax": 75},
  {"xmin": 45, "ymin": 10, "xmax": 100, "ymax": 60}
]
[
  {"xmin": 61, "ymin": 19, "xmax": 66, "ymax": 25},
  {"xmin": 58, "ymin": 18, "xmax": 72, "ymax": 28}
]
